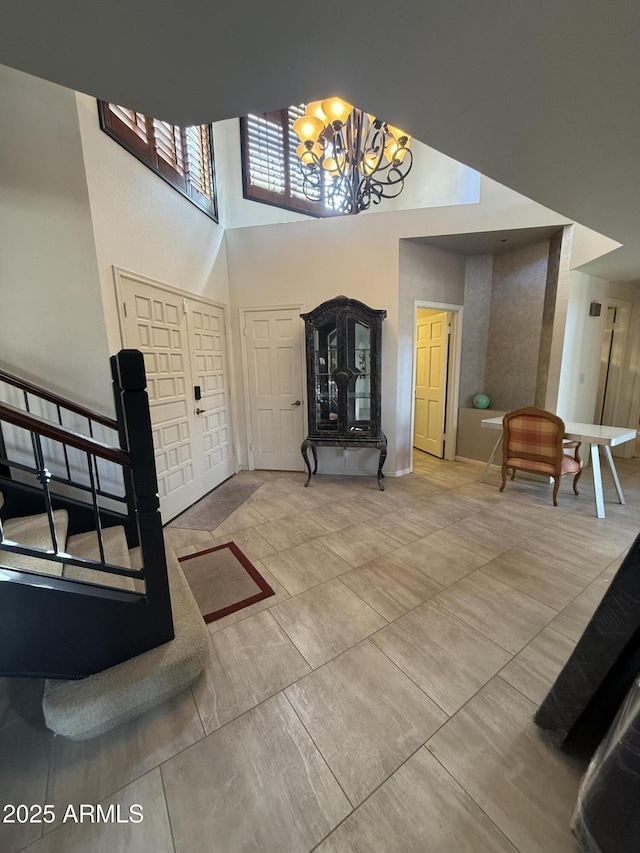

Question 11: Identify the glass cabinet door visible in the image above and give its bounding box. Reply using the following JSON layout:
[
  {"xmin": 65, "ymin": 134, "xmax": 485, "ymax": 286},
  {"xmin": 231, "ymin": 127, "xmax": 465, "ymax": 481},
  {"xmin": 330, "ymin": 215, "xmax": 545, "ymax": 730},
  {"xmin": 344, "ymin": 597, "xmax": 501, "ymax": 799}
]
[
  {"xmin": 313, "ymin": 319, "xmax": 338, "ymax": 431},
  {"xmin": 347, "ymin": 318, "xmax": 371, "ymax": 433}
]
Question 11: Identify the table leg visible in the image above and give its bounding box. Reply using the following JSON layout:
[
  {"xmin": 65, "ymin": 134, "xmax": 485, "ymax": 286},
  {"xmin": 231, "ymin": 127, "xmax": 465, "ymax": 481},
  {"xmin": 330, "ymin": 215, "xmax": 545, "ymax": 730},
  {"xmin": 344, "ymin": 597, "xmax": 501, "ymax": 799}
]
[
  {"xmin": 603, "ymin": 445, "xmax": 626, "ymax": 505},
  {"xmin": 479, "ymin": 434, "xmax": 503, "ymax": 482},
  {"xmin": 590, "ymin": 444, "xmax": 605, "ymax": 519}
]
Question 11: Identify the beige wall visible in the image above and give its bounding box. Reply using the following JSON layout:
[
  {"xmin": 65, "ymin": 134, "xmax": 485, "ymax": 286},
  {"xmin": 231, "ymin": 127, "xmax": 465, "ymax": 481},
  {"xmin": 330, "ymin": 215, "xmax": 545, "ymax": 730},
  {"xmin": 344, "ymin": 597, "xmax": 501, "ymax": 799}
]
[
  {"xmin": 459, "ymin": 255, "xmax": 493, "ymax": 407},
  {"xmin": 484, "ymin": 241, "xmax": 550, "ymax": 410}
]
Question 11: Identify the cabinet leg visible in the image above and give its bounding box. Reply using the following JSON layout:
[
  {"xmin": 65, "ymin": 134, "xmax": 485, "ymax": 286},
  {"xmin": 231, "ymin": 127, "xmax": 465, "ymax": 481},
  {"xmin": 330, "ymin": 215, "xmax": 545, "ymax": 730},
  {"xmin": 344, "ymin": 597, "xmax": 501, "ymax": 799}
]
[
  {"xmin": 377, "ymin": 438, "xmax": 387, "ymax": 491},
  {"xmin": 310, "ymin": 443, "xmax": 318, "ymax": 474},
  {"xmin": 301, "ymin": 440, "xmax": 312, "ymax": 487}
]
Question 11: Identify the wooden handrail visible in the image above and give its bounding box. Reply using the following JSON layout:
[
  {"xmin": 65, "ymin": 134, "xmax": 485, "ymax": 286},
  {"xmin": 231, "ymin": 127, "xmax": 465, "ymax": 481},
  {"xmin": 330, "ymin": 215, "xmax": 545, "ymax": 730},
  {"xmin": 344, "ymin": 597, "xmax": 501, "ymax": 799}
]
[
  {"xmin": 0, "ymin": 368, "xmax": 118, "ymax": 430},
  {"xmin": 0, "ymin": 402, "xmax": 129, "ymax": 466}
]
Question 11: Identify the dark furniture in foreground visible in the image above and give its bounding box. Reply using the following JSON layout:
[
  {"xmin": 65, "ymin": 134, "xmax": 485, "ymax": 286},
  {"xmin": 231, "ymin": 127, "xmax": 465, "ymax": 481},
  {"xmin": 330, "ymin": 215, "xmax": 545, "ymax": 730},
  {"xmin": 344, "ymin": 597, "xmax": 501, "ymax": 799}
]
[{"xmin": 535, "ymin": 530, "xmax": 640, "ymax": 749}]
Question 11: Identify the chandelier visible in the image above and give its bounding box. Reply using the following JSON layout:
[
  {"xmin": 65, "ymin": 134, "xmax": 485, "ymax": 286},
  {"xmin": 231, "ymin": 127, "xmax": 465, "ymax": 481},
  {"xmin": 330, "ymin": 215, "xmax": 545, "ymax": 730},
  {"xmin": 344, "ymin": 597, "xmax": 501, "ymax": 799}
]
[{"xmin": 293, "ymin": 97, "xmax": 413, "ymax": 215}]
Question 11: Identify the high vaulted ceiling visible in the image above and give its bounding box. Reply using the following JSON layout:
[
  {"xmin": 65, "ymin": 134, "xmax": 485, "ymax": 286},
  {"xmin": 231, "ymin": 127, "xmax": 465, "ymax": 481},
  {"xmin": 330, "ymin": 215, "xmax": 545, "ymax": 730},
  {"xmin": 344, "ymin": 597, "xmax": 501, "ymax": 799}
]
[{"xmin": 2, "ymin": 2, "xmax": 639, "ymax": 281}]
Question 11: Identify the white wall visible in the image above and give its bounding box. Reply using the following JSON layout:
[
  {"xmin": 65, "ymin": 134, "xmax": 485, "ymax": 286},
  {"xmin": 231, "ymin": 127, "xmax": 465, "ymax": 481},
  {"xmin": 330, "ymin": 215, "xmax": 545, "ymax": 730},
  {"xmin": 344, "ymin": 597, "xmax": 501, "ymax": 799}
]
[
  {"xmin": 215, "ymin": 118, "xmax": 481, "ymax": 231},
  {"xmin": 75, "ymin": 93, "xmax": 231, "ymax": 356},
  {"xmin": 557, "ymin": 272, "xmax": 640, "ymax": 433},
  {"xmin": 0, "ymin": 65, "xmax": 113, "ymax": 412}
]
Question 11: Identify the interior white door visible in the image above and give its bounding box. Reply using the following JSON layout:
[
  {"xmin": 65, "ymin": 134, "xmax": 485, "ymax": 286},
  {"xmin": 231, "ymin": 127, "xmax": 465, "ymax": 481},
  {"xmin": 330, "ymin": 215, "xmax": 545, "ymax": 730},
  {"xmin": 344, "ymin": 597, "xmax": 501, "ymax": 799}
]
[
  {"xmin": 186, "ymin": 297, "xmax": 234, "ymax": 493},
  {"xmin": 243, "ymin": 308, "xmax": 305, "ymax": 470},
  {"xmin": 414, "ymin": 311, "xmax": 448, "ymax": 458},
  {"xmin": 118, "ymin": 273, "xmax": 233, "ymax": 520}
]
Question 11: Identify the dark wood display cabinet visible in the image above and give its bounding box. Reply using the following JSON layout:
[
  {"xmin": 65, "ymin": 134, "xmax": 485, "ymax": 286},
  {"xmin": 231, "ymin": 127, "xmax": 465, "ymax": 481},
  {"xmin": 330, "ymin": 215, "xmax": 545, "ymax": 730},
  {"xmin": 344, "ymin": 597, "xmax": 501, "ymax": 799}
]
[{"xmin": 300, "ymin": 296, "xmax": 387, "ymax": 489}]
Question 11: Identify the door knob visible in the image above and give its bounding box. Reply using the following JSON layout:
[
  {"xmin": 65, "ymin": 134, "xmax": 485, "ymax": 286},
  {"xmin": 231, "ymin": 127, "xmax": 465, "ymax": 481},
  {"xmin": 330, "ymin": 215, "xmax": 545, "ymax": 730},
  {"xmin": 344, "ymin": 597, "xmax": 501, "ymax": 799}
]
[
  {"xmin": 196, "ymin": 408, "xmax": 207, "ymax": 414},
  {"xmin": 291, "ymin": 400, "xmax": 302, "ymax": 406}
]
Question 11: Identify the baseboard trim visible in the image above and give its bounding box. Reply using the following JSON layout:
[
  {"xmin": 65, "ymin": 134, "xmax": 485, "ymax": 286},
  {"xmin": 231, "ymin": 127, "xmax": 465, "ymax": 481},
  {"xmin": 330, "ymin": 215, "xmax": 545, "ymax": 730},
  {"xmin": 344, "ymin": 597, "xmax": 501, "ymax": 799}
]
[{"xmin": 455, "ymin": 455, "xmax": 493, "ymax": 466}]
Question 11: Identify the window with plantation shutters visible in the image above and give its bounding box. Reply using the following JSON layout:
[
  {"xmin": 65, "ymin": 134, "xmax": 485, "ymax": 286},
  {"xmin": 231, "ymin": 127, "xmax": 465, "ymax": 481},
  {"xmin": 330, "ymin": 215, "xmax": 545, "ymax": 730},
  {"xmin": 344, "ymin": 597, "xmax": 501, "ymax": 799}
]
[
  {"xmin": 241, "ymin": 105, "xmax": 330, "ymax": 217},
  {"xmin": 98, "ymin": 101, "xmax": 217, "ymax": 221}
]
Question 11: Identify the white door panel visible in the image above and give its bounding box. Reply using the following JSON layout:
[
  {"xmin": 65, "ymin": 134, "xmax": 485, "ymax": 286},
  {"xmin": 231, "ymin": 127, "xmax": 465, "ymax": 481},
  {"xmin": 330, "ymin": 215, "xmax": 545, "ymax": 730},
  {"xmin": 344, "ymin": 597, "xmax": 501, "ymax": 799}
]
[
  {"xmin": 187, "ymin": 299, "xmax": 234, "ymax": 490},
  {"xmin": 244, "ymin": 308, "xmax": 305, "ymax": 470},
  {"xmin": 118, "ymin": 273, "xmax": 233, "ymax": 520}
]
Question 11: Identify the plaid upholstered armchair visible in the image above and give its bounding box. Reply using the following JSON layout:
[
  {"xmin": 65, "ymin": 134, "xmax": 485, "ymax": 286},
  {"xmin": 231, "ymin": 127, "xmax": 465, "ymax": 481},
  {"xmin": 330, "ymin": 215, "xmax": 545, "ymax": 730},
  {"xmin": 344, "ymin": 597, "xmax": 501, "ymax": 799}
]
[{"xmin": 499, "ymin": 407, "xmax": 583, "ymax": 505}]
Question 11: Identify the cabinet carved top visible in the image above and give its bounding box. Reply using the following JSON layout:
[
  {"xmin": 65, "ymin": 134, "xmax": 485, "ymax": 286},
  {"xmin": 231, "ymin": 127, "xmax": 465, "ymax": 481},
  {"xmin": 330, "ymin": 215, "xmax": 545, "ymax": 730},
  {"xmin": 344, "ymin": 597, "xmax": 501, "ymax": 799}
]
[{"xmin": 300, "ymin": 296, "xmax": 387, "ymax": 324}]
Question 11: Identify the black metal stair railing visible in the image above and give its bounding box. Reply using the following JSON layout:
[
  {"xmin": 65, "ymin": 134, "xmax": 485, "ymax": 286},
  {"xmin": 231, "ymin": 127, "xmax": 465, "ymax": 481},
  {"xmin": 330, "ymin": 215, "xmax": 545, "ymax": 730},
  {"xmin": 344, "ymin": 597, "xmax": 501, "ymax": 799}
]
[
  {"xmin": 0, "ymin": 367, "xmax": 124, "ymax": 504},
  {"xmin": 0, "ymin": 349, "xmax": 174, "ymax": 678},
  {"xmin": 0, "ymin": 401, "xmax": 140, "ymax": 583}
]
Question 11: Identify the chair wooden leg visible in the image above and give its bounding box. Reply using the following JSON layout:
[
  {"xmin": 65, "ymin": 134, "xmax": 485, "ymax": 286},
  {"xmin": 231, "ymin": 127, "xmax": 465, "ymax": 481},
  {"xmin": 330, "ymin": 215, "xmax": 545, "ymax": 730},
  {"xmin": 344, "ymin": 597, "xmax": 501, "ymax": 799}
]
[
  {"xmin": 500, "ymin": 465, "xmax": 507, "ymax": 493},
  {"xmin": 552, "ymin": 477, "xmax": 560, "ymax": 506},
  {"xmin": 573, "ymin": 469, "xmax": 583, "ymax": 495},
  {"xmin": 510, "ymin": 469, "xmax": 516, "ymax": 481}
]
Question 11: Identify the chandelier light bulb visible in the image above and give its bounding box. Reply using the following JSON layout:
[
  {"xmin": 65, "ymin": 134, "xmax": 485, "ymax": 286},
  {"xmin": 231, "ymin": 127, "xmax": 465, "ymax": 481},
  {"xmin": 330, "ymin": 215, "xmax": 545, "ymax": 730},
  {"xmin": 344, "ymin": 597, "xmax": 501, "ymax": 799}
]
[
  {"xmin": 306, "ymin": 100, "xmax": 328, "ymax": 123},
  {"xmin": 320, "ymin": 97, "xmax": 354, "ymax": 127},
  {"xmin": 293, "ymin": 115, "xmax": 324, "ymax": 143}
]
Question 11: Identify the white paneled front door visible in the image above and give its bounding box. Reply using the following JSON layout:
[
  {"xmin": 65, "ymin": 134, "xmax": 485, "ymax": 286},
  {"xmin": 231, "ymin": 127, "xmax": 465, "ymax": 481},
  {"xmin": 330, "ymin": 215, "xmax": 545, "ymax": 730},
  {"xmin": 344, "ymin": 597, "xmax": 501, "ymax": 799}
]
[
  {"xmin": 242, "ymin": 308, "xmax": 305, "ymax": 470},
  {"xmin": 116, "ymin": 270, "xmax": 233, "ymax": 520},
  {"xmin": 187, "ymin": 297, "xmax": 234, "ymax": 493}
]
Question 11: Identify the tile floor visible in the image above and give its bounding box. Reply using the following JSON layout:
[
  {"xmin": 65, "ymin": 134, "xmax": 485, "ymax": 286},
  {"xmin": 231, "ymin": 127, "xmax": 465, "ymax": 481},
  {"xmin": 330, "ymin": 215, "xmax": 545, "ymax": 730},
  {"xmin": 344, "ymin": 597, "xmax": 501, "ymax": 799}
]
[{"xmin": 1, "ymin": 451, "xmax": 639, "ymax": 853}]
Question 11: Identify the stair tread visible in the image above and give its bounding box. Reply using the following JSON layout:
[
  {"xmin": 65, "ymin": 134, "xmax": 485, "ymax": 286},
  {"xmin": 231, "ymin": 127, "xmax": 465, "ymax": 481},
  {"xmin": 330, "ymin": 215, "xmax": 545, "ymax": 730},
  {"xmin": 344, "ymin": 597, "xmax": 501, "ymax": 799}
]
[
  {"xmin": 1, "ymin": 510, "xmax": 68, "ymax": 576},
  {"xmin": 64, "ymin": 527, "xmax": 139, "ymax": 591}
]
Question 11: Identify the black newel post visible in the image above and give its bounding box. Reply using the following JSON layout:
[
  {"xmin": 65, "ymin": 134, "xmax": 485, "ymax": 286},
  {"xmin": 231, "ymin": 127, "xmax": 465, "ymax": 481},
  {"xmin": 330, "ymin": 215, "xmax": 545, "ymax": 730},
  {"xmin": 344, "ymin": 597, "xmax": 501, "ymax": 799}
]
[
  {"xmin": 114, "ymin": 350, "xmax": 172, "ymax": 626},
  {"xmin": 110, "ymin": 355, "xmax": 139, "ymax": 548}
]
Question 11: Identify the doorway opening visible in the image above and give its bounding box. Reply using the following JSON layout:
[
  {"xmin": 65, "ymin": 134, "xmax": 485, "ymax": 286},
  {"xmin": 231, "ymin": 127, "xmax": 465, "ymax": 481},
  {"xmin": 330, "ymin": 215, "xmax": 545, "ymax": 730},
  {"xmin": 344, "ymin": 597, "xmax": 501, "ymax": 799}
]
[
  {"xmin": 594, "ymin": 300, "xmax": 630, "ymax": 429},
  {"xmin": 411, "ymin": 301, "xmax": 463, "ymax": 465}
]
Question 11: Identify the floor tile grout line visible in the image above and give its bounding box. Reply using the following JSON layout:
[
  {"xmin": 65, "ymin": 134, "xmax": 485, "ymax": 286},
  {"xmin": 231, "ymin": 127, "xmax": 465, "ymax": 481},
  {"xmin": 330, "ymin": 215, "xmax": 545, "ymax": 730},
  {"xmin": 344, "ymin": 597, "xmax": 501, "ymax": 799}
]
[
  {"xmin": 306, "ymin": 740, "xmax": 432, "ymax": 852},
  {"xmin": 366, "ymin": 634, "xmax": 452, "ymax": 720},
  {"xmin": 188, "ymin": 684, "xmax": 207, "ymax": 741},
  {"xmin": 159, "ymin": 762, "xmax": 178, "ymax": 853},
  {"xmin": 427, "ymin": 595, "xmax": 554, "ymax": 657},
  {"xmin": 32, "ymin": 764, "xmax": 175, "ymax": 848},
  {"xmin": 424, "ymin": 747, "xmax": 522, "ymax": 852},
  {"xmin": 281, "ymin": 690, "xmax": 356, "ymax": 811},
  {"xmin": 311, "ymin": 650, "xmax": 582, "ymax": 853}
]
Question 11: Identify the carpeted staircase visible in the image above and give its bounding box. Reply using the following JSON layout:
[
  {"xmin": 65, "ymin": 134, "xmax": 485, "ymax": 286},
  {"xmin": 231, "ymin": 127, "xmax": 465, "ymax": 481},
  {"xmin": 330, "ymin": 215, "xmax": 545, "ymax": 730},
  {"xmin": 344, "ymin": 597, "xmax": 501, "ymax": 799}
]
[{"xmin": 1, "ymin": 496, "xmax": 209, "ymax": 740}]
